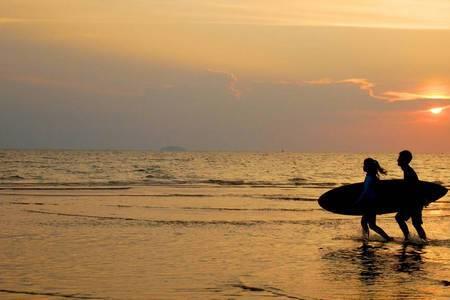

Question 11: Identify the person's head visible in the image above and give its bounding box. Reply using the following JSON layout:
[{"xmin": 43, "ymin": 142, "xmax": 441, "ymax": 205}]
[
  {"xmin": 363, "ymin": 158, "xmax": 387, "ymax": 177},
  {"xmin": 398, "ymin": 150, "xmax": 413, "ymax": 167}
]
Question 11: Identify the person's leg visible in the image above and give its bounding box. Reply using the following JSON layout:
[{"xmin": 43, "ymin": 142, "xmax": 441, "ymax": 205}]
[
  {"xmin": 361, "ymin": 216, "xmax": 369, "ymax": 240},
  {"xmin": 413, "ymin": 224, "xmax": 427, "ymax": 240},
  {"xmin": 395, "ymin": 212, "xmax": 410, "ymax": 241},
  {"xmin": 367, "ymin": 214, "xmax": 392, "ymax": 241},
  {"xmin": 412, "ymin": 209, "xmax": 427, "ymax": 241}
]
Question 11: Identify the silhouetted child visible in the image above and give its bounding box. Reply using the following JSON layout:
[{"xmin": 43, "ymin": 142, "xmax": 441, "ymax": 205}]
[
  {"xmin": 357, "ymin": 158, "xmax": 392, "ymax": 241},
  {"xmin": 395, "ymin": 150, "xmax": 427, "ymax": 242}
]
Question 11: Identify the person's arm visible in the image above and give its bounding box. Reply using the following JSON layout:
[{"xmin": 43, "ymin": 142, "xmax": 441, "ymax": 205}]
[
  {"xmin": 355, "ymin": 179, "xmax": 370, "ymax": 204},
  {"xmin": 405, "ymin": 167, "xmax": 427, "ymax": 206}
]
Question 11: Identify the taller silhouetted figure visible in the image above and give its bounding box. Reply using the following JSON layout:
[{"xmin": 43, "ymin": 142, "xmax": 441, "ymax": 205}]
[{"xmin": 395, "ymin": 150, "xmax": 427, "ymax": 242}]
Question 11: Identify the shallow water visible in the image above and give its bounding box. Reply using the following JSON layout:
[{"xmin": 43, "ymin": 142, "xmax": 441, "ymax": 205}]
[{"xmin": 0, "ymin": 151, "xmax": 449, "ymax": 299}]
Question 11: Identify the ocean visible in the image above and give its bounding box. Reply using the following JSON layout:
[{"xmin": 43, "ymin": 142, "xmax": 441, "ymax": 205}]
[{"xmin": 0, "ymin": 150, "xmax": 449, "ymax": 299}]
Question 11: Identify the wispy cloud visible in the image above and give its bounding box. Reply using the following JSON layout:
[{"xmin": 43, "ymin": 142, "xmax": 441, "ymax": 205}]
[
  {"xmin": 381, "ymin": 91, "xmax": 450, "ymax": 101},
  {"xmin": 3, "ymin": 1, "xmax": 450, "ymax": 30},
  {"xmin": 284, "ymin": 78, "xmax": 450, "ymax": 102},
  {"xmin": 150, "ymin": 1, "xmax": 450, "ymax": 30}
]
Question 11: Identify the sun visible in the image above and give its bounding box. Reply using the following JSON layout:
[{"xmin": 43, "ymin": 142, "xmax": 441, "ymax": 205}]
[{"xmin": 430, "ymin": 107, "xmax": 444, "ymax": 114}]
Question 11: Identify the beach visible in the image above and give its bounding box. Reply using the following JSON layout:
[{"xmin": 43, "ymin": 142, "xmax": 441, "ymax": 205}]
[
  {"xmin": 3, "ymin": 1, "xmax": 450, "ymax": 298},
  {"xmin": 1, "ymin": 151, "xmax": 449, "ymax": 299}
]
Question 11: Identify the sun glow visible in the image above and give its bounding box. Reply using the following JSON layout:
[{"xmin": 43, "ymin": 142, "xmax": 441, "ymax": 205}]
[
  {"xmin": 430, "ymin": 107, "xmax": 444, "ymax": 114},
  {"xmin": 419, "ymin": 81, "xmax": 450, "ymax": 100},
  {"xmin": 424, "ymin": 94, "xmax": 450, "ymax": 100}
]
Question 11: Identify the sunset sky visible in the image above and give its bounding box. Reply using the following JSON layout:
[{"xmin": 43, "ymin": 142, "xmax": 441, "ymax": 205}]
[{"xmin": 1, "ymin": 1, "xmax": 450, "ymax": 152}]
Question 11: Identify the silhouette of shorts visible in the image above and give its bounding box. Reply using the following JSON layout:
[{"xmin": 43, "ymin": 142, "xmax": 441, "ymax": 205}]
[{"xmin": 396, "ymin": 206, "xmax": 423, "ymax": 225}]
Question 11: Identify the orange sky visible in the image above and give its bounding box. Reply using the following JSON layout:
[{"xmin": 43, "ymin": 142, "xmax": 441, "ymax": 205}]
[{"xmin": 1, "ymin": 1, "xmax": 449, "ymax": 151}]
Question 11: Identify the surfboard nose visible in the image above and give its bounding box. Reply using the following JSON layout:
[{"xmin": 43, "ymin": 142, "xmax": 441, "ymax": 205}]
[{"xmin": 435, "ymin": 185, "xmax": 448, "ymax": 199}]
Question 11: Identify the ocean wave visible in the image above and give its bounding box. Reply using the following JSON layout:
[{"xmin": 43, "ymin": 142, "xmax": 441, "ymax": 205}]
[
  {"xmin": 232, "ymin": 283, "xmax": 302, "ymax": 300},
  {"xmin": 289, "ymin": 177, "xmax": 307, "ymax": 182},
  {"xmin": 0, "ymin": 288, "xmax": 101, "ymax": 299},
  {"xmin": 0, "ymin": 176, "xmax": 339, "ymax": 189},
  {"xmin": 0, "ymin": 186, "xmax": 130, "ymax": 191},
  {"xmin": 134, "ymin": 165, "xmax": 175, "ymax": 180},
  {"xmin": 262, "ymin": 196, "xmax": 317, "ymax": 201},
  {"xmin": 25, "ymin": 209, "xmax": 348, "ymax": 227},
  {"xmin": 0, "ymin": 193, "xmax": 320, "ymax": 203},
  {"xmin": 0, "ymin": 175, "xmax": 25, "ymax": 180},
  {"xmin": 179, "ymin": 207, "xmax": 320, "ymax": 212},
  {"xmin": 199, "ymin": 179, "xmax": 337, "ymax": 188},
  {"xmin": 206, "ymin": 179, "xmax": 246, "ymax": 185},
  {"xmin": 426, "ymin": 207, "xmax": 450, "ymax": 211},
  {"xmin": 10, "ymin": 202, "xmax": 44, "ymax": 205},
  {"xmin": 145, "ymin": 174, "xmax": 173, "ymax": 179},
  {"xmin": 105, "ymin": 205, "xmax": 320, "ymax": 212}
]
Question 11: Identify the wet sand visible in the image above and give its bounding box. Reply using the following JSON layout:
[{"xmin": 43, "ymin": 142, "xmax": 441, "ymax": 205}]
[{"xmin": 1, "ymin": 185, "xmax": 450, "ymax": 299}]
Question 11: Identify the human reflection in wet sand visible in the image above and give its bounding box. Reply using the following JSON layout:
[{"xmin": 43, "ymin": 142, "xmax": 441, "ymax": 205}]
[
  {"xmin": 394, "ymin": 243, "xmax": 424, "ymax": 274},
  {"xmin": 357, "ymin": 244, "xmax": 385, "ymax": 285},
  {"xmin": 321, "ymin": 243, "xmax": 389, "ymax": 285},
  {"xmin": 357, "ymin": 243, "xmax": 425, "ymax": 285},
  {"xmin": 322, "ymin": 242, "xmax": 428, "ymax": 292}
]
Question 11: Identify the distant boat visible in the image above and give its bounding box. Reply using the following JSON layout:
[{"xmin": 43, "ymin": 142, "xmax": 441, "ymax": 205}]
[{"xmin": 160, "ymin": 146, "xmax": 187, "ymax": 152}]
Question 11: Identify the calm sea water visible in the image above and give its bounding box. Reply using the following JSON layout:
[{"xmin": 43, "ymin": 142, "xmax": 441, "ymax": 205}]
[
  {"xmin": 0, "ymin": 151, "xmax": 449, "ymax": 299},
  {"xmin": 1, "ymin": 150, "xmax": 449, "ymax": 187}
]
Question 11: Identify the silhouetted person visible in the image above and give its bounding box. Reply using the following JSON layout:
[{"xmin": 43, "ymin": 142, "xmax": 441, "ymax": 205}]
[
  {"xmin": 356, "ymin": 158, "xmax": 392, "ymax": 242},
  {"xmin": 395, "ymin": 150, "xmax": 427, "ymax": 242}
]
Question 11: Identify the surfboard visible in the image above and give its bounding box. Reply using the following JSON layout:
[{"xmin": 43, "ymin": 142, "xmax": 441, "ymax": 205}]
[{"xmin": 318, "ymin": 179, "xmax": 448, "ymax": 216}]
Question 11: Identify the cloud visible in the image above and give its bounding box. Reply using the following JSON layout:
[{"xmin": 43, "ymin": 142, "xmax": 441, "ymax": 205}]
[
  {"xmin": 207, "ymin": 69, "xmax": 241, "ymax": 99},
  {"xmin": 285, "ymin": 78, "xmax": 450, "ymax": 102},
  {"xmin": 381, "ymin": 91, "xmax": 450, "ymax": 101}
]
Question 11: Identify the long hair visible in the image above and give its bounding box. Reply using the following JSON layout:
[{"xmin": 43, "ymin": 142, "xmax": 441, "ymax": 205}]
[{"xmin": 363, "ymin": 158, "xmax": 387, "ymax": 178}]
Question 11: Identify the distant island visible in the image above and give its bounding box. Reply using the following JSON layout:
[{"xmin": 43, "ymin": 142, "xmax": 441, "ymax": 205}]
[{"xmin": 160, "ymin": 146, "xmax": 187, "ymax": 152}]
